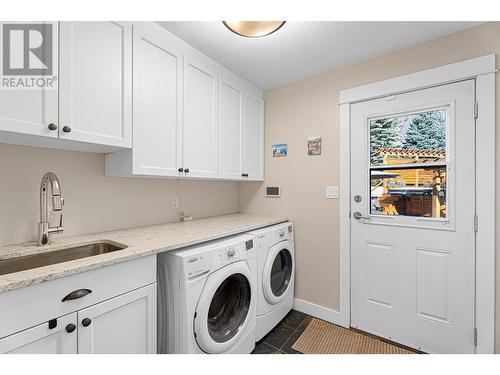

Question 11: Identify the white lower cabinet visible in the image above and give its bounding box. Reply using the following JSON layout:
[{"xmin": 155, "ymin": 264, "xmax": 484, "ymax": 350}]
[
  {"xmin": 0, "ymin": 313, "xmax": 77, "ymax": 354},
  {"xmin": 0, "ymin": 255, "xmax": 157, "ymax": 354},
  {"xmin": 78, "ymin": 284, "xmax": 156, "ymax": 354}
]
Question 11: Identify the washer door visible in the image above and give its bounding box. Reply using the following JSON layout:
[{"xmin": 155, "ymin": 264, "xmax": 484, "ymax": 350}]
[
  {"xmin": 262, "ymin": 241, "xmax": 294, "ymax": 305},
  {"xmin": 194, "ymin": 261, "xmax": 254, "ymax": 353}
]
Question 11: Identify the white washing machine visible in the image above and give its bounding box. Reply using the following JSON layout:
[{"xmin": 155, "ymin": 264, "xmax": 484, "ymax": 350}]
[
  {"xmin": 157, "ymin": 234, "xmax": 257, "ymax": 354},
  {"xmin": 247, "ymin": 222, "xmax": 295, "ymax": 341}
]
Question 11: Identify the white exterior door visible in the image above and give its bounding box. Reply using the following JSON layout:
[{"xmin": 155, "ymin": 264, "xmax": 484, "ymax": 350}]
[
  {"xmin": 218, "ymin": 76, "xmax": 243, "ymax": 180},
  {"xmin": 77, "ymin": 284, "xmax": 156, "ymax": 354},
  {"xmin": 182, "ymin": 57, "xmax": 218, "ymax": 178},
  {"xmin": 242, "ymin": 95, "xmax": 264, "ymax": 181},
  {"xmin": 132, "ymin": 23, "xmax": 182, "ymax": 177},
  {"xmin": 350, "ymin": 80, "xmax": 476, "ymax": 353},
  {"xmin": 59, "ymin": 22, "xmax": 132, "ymax": 147},
  {"xmin": 0, "ymin": 313, "xmax": 77, "ymax": 354}
]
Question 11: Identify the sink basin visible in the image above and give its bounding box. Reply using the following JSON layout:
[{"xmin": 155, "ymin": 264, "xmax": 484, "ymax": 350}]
[{"xmin": 0, "ymin": 242, "xmax": 127, "ymax": 276}]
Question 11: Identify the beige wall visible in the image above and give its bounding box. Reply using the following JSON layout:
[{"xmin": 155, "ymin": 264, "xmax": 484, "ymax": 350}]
[
  {"xmin": 239, "ymin": 22, "xmax": 500, "ymax": 350},
  {"xmin": 0, "ymin": 144, "xmax": 239, "ymax": 246}
]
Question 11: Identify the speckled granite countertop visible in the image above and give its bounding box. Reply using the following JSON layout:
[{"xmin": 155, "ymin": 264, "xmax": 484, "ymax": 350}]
[{"xmin": 0, "ymin": 214, "xmax": 287, "ymax": 294}]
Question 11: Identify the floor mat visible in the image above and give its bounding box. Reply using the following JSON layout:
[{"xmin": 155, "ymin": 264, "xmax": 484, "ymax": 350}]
[{"xmin": 292, "ymin": 318, "xmax": 416, "ymax": 354}]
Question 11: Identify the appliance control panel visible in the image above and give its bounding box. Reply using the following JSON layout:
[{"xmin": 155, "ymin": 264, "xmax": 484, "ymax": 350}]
[{"xmin": 184, "ymin": 253, "xmax": 213, "ymax": 280}]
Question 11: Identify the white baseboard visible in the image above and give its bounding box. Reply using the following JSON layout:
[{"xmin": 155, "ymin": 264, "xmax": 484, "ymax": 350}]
[{"xmin": 293, "ymin": 298, "xmax": 348, "ymax": 328}]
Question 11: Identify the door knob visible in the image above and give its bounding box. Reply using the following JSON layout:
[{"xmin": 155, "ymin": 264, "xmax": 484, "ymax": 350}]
[
  {"xmin": 82, "ymin": 318, "xmax": 92, "ymax": 327},
  {"xmin": 62, "ymin": 125, "xmax": 72, "ymax": 133},
  {"xmin": 66, "ymin": 323, "xmax": 76, "ymax": 333},
  {"xmin": 48, "ymin": 123, "xmax": 57, "ymax": 131},
  {"xmin": 353, "ymin": 212, "xmax": 370, "ymax": 220}
]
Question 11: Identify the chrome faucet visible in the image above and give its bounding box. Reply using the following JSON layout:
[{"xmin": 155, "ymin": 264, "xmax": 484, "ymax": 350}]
[{"xmin": 38, "ymin": 172, "xmax": 64, "ymax": 245}]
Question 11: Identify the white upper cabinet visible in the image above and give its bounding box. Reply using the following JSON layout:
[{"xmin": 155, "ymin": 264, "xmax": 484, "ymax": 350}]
[
  {"xmin": 0, "ymin": 22, "xmax": 58, "ymax": 139},
  {"xmin": 131, "ymin": 22, "xmax": 182, "ymax": 177},
  {"xmin": 242, "ymin": 95, "xmax": 264, "ymax": 180},
  {"xmin": 182, "ymin": 57, "xmax": 218, "ymax": 178},
  {"xmin": 218, "ymin": 76, "xmax": 243, "ymax": 180},
  {"xmin": 59, "ymin": 22, "xmax": 132, "ymax": 148},
  {"xmin": 0, "ymin": 21, "xmax": 262, "ymax": 180},
  {"xmin": 106, "ymin": 23, "xmax": 264, "ymax": 181}
]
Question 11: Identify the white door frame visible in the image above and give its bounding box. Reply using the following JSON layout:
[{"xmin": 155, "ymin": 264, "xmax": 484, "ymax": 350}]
[{"xmin": 339, "ymin": 54, "xmax": 496, "ymax": 353}]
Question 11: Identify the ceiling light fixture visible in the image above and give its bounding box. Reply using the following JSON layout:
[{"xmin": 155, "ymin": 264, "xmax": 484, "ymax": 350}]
[{"xmin": 222, "ymin": 21, "xmax": 286, "ymax": 38}]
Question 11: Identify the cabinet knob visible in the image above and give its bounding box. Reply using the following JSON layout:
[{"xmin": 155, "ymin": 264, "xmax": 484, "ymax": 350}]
[
  {"xmin": 184, "ymin": 168, "xmax": 189, "ymax": 173},
  {"xmin": 66, "ymin": 323, "xmax": 76, "ymax": 333},
  {"xmin": 48, "ymin": 123, "xmax": 57, "ymax": 131},
  {"xmin": 242, "ymin": 173, "xmax": 248, "ymax": 178},
  {"xmin": 178, "ymin": 168, "xmax": 184, "ymax": 173},
  {"xmin": 82, "ymin": 318, "xmax": 92, "ymax": 327},
  {"xmin": 62, "ymin": 125, "xmax": 72, "ymax": 133}
]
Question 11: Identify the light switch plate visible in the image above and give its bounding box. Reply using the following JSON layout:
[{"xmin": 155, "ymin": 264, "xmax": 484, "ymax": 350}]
[{"xmin": 326, "ymin": 185, "xmax": 339, "ymax": 199}]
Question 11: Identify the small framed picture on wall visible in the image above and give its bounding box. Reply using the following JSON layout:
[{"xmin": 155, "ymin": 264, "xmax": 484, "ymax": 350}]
[
  {"xmin": 272, "ymin": 143, "xmax": 288, "ymax": 157},
  {"xmin": 308, "ymin": 135, "xmax": 321, "ymax": 155}
]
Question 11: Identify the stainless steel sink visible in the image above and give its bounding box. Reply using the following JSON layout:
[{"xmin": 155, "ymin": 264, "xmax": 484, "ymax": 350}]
[{"xmin": 0, "ymin": 242, "xmax": 127, "ymax": 276}]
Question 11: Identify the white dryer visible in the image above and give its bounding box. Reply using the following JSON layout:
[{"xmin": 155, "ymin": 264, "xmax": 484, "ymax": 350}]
[
  {"xmin": 157, "ymin": 234, "xmax": 257, "ymax": 354},
  {"xmin": 247, "ymin": 222, "xmax": 295, "ymax": 341}
]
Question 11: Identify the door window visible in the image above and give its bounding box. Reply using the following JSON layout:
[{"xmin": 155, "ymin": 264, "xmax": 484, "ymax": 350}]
[
  {"xmin": 207, "ymin": 273, "xmax": 251, "ymax": 343},
  {"xmin": 369, "ymin": 109, "xmax": 448, "ymax": 219},
  {"xmin": 270, "ymin": 249, "xmax": 293, "ymax": 297}
]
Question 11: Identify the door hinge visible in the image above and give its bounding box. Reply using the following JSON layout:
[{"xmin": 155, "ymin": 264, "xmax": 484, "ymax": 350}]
[
  {"xmin": 474, "ymin": 327, "xmax": 478, "ymax": 346},
  {"xmin": 474, "ymin": 215, "xmax": 478, "ymax": 232},
  {"xmin": 474, "ymin": 101, "xmax": 478, "ymax": 119}
]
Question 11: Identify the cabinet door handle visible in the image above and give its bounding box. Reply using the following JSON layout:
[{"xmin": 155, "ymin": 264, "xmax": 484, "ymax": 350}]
[
  {"xmin": 184, "ymin": 168, "xmax": 189, "ymax": 173},
  {"xmin": 62, "ymin": 125, "xmax": 72, "ymax": 133},
  {"xmin": 66, "ymin": 323, "xmax": 76, "ymax": 333},
  {"xmin": 178, "ymin": 167, "xmax": 184, "ymax": 173},
  {"xmin": 61, "ymin": 288, "xmax": 92, "ymax": 302},
  {"xmin": 48, "ymin": 123, "xmax": 57, "ymax": 131},
  {"xmin": 82, "ymin": 318, "xmax": 92, "ymax": 327}
]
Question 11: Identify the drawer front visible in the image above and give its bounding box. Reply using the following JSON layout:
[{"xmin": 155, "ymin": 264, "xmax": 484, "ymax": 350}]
[{"xmin": 0, "ymin": 255, "xmax": 155, "ymax": 338}]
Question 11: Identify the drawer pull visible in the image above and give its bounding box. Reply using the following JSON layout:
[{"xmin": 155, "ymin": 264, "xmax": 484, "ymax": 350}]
[{"xmin": 62, "ymin": 288, "xmax": 92, "ymax": 302}]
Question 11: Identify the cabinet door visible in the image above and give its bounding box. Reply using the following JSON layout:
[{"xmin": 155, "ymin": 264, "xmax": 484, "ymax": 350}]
[
  {"xmin": 59, "ymin": 22, "xmax": 132, "ymax": 147},
  {"xmin": 77, "ymin": 283, "xmax": 156, "ymax": 354},
  {"xmin": 183, "ymin": 57, "xmax": 218, "ymax": 178},
  {"xmin": 218, "ymin": 77, "xmax": 243, "ymax": 180},
  {"xmin": 0, "ymin": 313, "xmax": 77, "ymax": 354},
  {"xmin": 242, "ymin": 95, "xmax": 264, "ymax": 180},
  {"xmin": 132, "ymin": 23, "xmax": 182, "ymax": 177},
  {"xmin": 0, "ymin": 22, "xmax": 58, "ymax": 138}
]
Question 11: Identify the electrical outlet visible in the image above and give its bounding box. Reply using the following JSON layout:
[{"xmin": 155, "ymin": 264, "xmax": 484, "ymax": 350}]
[{"xmin": 171, "ymin": 196, "xmax": 179, "ymax": 209}]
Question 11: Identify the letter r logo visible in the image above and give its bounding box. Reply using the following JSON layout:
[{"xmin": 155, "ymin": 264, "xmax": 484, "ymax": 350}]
[{"xmin": 2, "ymin": 23, "xmax": 53, "ymax": 75}]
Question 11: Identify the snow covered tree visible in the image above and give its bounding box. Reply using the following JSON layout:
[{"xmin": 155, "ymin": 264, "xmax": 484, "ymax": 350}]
[
  {"xmin": 370, "ymin": 118, "xmax": 397, "ymax": 164},
  {"xmin": 402, "ymin": 111, "xmax": 445, "ymax": 151}
]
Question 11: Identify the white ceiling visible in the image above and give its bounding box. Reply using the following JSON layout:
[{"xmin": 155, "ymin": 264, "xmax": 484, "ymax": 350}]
[{"xmin": 157, "ymin": 21, "xmax": 481, "ymax": 90}]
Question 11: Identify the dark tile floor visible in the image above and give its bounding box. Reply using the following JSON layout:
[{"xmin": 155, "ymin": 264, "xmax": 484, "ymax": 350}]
[
  {"xmin": 252, "ymin": 309, "xmax": 420, "ymax": 354},
  {"xmin": 252, "ymin": 310, "xmax": 313, "ymax": 354}
]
